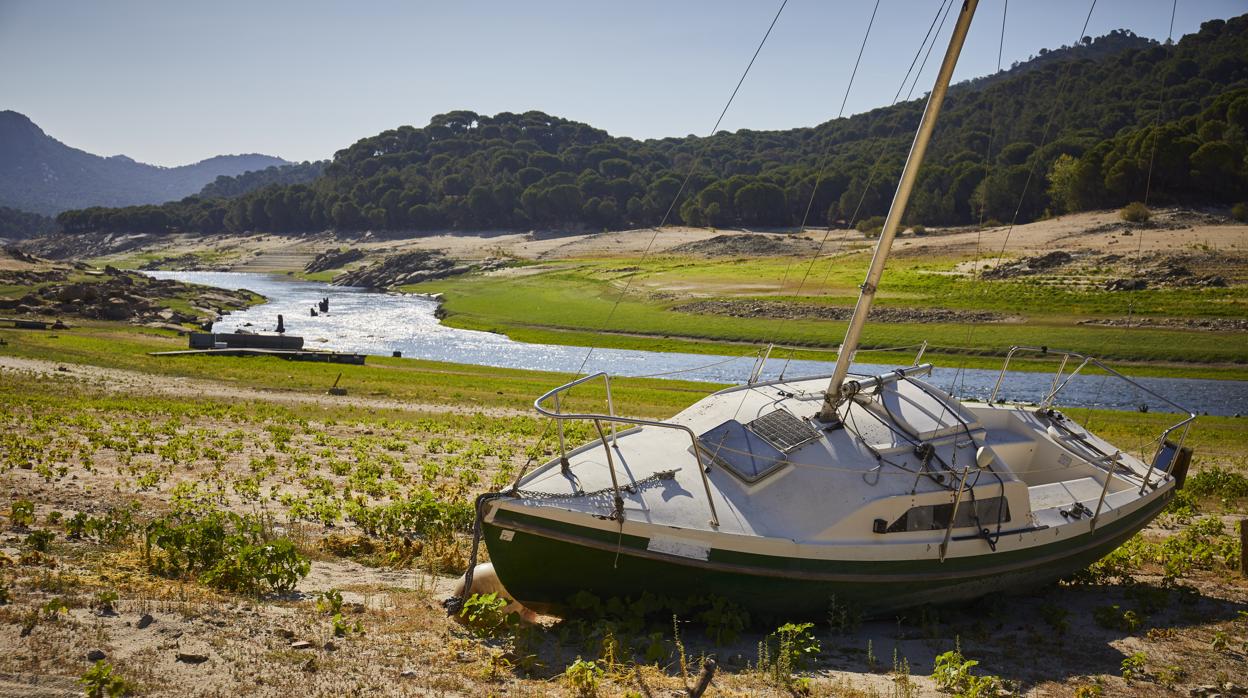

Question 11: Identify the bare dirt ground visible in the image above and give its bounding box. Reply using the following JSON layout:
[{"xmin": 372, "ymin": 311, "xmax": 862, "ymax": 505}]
[
  {"xmin": 1, "ymin": 355, "xmax": 1246, "ymax": 696},
  {"xmin": 67, "ymin": 208, "xmax": 1247, "ymax": 282}
]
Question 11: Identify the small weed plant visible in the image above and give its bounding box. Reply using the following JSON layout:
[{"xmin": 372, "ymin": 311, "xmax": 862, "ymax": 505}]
[
  {"xmin": 562, "ymin": 657, "xmax": 603, "ymax": 697},
  {"xmin": 932, "ymin": 642, "xmax": 1002, "ymax": 697},
  {"xmin": 761, "ymin": 621, "xmax": 820, "ymax": 688},
  {"xmin": 696, "ymin": 595, "xmax": 748, "ymax": 645},
  {"xmin": 81, "ymin": 660, "xmax": 134, "ymax": 697},
  {"xmin": 1120, "ymin": 651, "xmax": 1148, "ymax": 683},
  {"xmin": 459, "ymin": 592, "xmax": 515, "ymax": 639},
  {"xmin": 9, "ymin": 499, "xmax": 34, "ymax": 529},
  {"xmin": 1092, "ymin": 604, "xmax": 1143, "ymax": 633}
]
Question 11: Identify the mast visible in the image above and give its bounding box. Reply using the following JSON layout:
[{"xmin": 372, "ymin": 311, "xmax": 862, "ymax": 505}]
[{"xmin": 818, "ymin": 0, "xmax": 979, "ymax": 421}]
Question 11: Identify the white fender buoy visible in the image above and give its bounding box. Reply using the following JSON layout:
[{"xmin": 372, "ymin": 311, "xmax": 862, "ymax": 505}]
[
  {"xmin": 450, "ymin": 562, "xmax": 538, "ymax": 624},
  {"xmin": 976, "ymin": 445, "xmax": 996, "ymax": 469}
]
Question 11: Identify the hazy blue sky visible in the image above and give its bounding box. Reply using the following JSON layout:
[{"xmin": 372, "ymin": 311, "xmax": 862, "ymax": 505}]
[{"xmin": 1, "ymin": 0, "xmax": 1242, "ymax": 166}]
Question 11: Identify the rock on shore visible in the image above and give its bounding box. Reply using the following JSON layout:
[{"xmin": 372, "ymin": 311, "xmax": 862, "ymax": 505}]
[
  {"xmin": 304, "ymin": 248, "xmax": 364, "ymax": 274},
  {"xmin": 674, "ymin": 299, "xmax": 1011, "ymax": 324},
  {"xmin": 332, "ymin": 251, "xmax": 504, "ymax": 289},
  {"xmin": 0, "ymin": 265, "xmax": 257, "ymax": 328}
]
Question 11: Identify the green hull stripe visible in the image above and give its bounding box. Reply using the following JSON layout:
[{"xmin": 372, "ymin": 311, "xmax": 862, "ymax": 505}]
[{"xmin": 487, "ymin": 489, "xmax": 1168, "ymax": 579}]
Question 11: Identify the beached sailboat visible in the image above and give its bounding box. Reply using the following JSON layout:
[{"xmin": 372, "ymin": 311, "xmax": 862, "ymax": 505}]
[{"xmin": 465, "ymin": 0, "xmax": 1196, "ymax": 619}]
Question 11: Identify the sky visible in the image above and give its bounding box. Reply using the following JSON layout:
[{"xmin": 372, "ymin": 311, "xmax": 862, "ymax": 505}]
[{"xmin": 1, "ymin": 0, "xmax": 1243, "ymax": 167}]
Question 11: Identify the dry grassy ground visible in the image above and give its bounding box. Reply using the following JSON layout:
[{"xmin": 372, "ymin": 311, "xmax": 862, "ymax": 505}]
[{"xmin": 0, "ymin": 350, "xmax": 1245, "ymax": 697}]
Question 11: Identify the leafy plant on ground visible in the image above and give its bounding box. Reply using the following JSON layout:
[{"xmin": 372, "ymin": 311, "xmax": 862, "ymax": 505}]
[
  {"xmin": 92, "ymin": 589, "xmax": 119, "ymax": 615},
  {"xmin": 695, "ymin": 595, "xmax": 748, "ymax": 645},
  {"xmin": 23, "ymin": 529, "xmax": 54, "ymax": 552},
  {"xmin": 1093, "ymin": 605, "xmax": 1143, "ymax": 633},
  {"xmin": 143, "ymin": 510, "xmax": 308, "ymax": 594},
  {"xmin": 1040, "ymin": 604, "xmax": 1069, "ymax": 636},
  {"xmin": 9, "ymin": 499, "xmax": 34, "ymax": 529},
  {"xmin": 459, "ymin": 592, "xmax": 515, "ymax": 639},
  {"xmin": 1119, "ymin": 202, "xmax": 1151, "ymax": 223},
  {"xmin": 315, "ymin": 589, "xmax": 343, "ymax": 615},
  {"xmin": 892, "ymin": 648, "xmax": 917, "ymax": 698},
  {"xmin": 331, "ymin": 613, "xmax": 363, "ymax": 638},
  {"xmin": 1120, "ymin": 651, "xmax": 1148, "ymax": 683},
  {"xmin": 1186, "ymin": 467, "xmax": 1248, "ymax": 500},
  {"xmin": 81, "ymin": 660, "xmax": 134, "ymax": 698},
  {"xmin": 932, "ymin": 643, "xmax": 1002, "ymax": 697},
  {"xmin": 827, "ymin": 593, "xmax": 862, "ymax": 635},
  {"xmin": 562, "ymin": 657, "xmax": 603, "ymax": 698},
  {"xmin": 1073, "ymin": 515, "xmax": 1241, "ymax": 586},
  {"xmin": 763, "ymin": 621, "xmax": 820, "ymax": 689}
]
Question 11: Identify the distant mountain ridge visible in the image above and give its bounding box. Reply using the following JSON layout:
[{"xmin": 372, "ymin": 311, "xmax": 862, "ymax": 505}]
[{"xmin": 0, "ymin": 110, "xmax": 289, "ymax": 215}]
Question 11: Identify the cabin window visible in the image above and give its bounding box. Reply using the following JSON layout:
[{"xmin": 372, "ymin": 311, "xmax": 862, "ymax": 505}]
[
  {"xmin": 698, "ymin": 419, "xmax": 788, "ymax": 483},
  {"xmin": 885, "ymin": 496, "xmax": 1010, "ymax": 533}
]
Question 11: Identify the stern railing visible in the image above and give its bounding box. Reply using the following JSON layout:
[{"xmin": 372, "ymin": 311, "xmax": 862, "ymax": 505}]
[{"xmin": 988, "ymin": 346, "xmax": 1196, "ymax": 490}]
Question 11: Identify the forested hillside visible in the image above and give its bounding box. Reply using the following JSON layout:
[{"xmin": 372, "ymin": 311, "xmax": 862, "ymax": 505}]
[
  {"xmin": 57, "ymin": 15, "xmax": 1248, "ymax": 237},
  {"xmin": 198, "ymin": 161, "xmax": 327, "ymax": 199},
  {"xmin": 0, "ymin": 206, "xmax": 56, "ymax": 240}
]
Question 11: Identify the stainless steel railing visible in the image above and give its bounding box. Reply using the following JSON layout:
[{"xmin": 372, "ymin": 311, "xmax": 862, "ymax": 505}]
[
  {"xmin": 533, "ymin": 372, "xmax": 720, "ymax": 527},
  {"xmin": 988, "ymin": 346, "xmax": 1196, "ymax": 491}
]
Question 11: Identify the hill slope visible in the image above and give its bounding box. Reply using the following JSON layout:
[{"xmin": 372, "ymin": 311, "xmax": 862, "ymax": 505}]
[
  {"xmin": 0, "ymin": 110, "xmax": 288, "ymax": 215},
  {"xmin": 56, "ymin": 15, "xmax": 1248, "ymax": 236}
]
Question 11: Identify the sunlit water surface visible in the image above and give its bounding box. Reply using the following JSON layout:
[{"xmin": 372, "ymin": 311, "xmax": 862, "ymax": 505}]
[{"xmin": 146, "ymin": 271, "xmax": 1248, "ymax": 417}]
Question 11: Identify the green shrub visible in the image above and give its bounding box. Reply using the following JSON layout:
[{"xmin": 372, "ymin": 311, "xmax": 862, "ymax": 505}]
[
  {"xmin": 1186, "ymin": 467, "xmax": 1248, "ymax": 499},
  {"xmin": 562, "ymin": 657, "xmax": 603, "ymax": 697},
  {"xmin": 143, "ymin": 510, "xmax": 309, "ymax": 594},
  {"xmin": 763, "ymin": 621, "xmax": 821, "ymax": 687},
  {"xmin": 1120, "ymin": 651, "xmax": 1148, "ymax": 682},
  {"xmin": 80, "ymin": 660, "xmax": 133, "ymax": 697},
  {"xmin": 696, "ymin": 595, "xmax": 748, "ymax": 645},
  {"xmin": 9, "ymin": 499, "xmax": 34, "ymax": 529},
  {"xmin": 315, "ymin": 589, "xmax": 344, "ymax": 615},
  {"xmin": 1231, "ymin": 202, "xmax": 1248, "ymax": 223},
  {"xmin": 932, "ymin": 645, "xmax": 1002, "ymax": 697},
  {"xmin": 458, "ymin": 591, "xmax": 515, "ymax": 639},
  {"xmin": 1119, "ymin": 202, "xmax": 1151, "ymax": 223},
  {"xmin": 1093, "ymin": 604, "xmax": 1142, "ymax": 632},
  {"xmin": 24, "ymin": 529, "xmax": 54, "ymax": 552}
]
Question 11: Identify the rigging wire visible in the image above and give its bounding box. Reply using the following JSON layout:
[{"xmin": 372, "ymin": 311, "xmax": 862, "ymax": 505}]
[
  {"xmin": 771, "ymin": 0, "xmax": 956, "ymax": 381},
  {"xmin": 987, "ymin": 0, "xmax": 1098, "ymax": 273},
  {"xmin": 513, "ymin": 0, "xmax": 790, "ymax": 489},
  {"xmin": 571, "ymin": 0, "xmax": 789, "ymax": 379},
  {"xmin": 1126, "ymin": 0, "xmax": 1179, "ymax": 330},
  {"xmin": 952, "ymin": 0, "xmax": 1098, "ymax": 424},
  {"xmin": 701, "ymin": 0, "xmax": 891, "ymax": 452},
  {"xmin": 950, "ymin": 0, "xmax": 1009, "ymax": 400}
]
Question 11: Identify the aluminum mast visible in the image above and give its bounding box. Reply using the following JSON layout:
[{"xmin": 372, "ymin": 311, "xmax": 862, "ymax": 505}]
[{"xmin": 818, "ymin": 0, "xmax": 980, "ymax": 421}]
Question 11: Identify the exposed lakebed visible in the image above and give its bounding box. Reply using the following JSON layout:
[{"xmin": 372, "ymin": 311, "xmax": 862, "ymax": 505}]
[{"xmin": 147, "ymin": 271, "xmax": 1248, "ymax": 416}]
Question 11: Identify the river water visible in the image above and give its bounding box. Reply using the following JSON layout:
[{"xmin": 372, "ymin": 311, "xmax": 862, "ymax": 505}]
[{"xmin": 146, "ymin": 271, "xmax": 1248, "ymax": 417}]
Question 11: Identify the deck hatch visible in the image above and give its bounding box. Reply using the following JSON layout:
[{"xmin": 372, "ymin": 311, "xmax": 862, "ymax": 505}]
[
  {"xmin": 747, "ymin": 409, "xmax": 820, "ymax": 453},
  {"xmin": 697, "ymin": 419, "xmax": 788, "ymax": 483}
]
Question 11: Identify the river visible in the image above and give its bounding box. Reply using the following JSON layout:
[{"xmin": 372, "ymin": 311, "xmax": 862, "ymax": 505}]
[{"xmin": 146, "ymin": 271, "xmax": 1248, "ymax": 417}]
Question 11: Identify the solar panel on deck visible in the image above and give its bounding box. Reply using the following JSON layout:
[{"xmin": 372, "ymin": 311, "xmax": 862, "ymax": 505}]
[{"xmin": 747, "ymin": 409, "xmax": 820, "ymax": 453}]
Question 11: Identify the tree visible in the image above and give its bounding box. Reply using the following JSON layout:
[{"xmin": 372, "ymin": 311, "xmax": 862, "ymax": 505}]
[{"xmin": 733, "ymin": 182, "xmax": 786, "ymax": 226}]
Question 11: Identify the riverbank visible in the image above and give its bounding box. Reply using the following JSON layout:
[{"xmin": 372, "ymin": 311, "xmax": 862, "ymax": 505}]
[{"xmin": 35, "ymin": 208, "xmax": 1244, "ymax": 381}]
